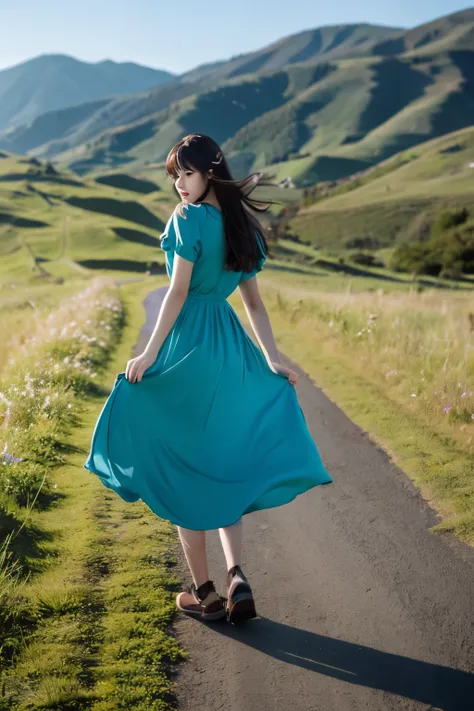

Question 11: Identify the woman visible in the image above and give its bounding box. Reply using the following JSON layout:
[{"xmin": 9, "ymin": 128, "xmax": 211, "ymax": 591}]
[{"xmin": 84, "ymin": 133, "xmax": 333, "ymax": 625}]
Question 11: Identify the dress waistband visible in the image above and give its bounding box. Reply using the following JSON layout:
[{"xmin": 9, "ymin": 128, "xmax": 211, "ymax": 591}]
[{"xmin": 186, "ymin": 292, "xmax": 228, "ymax": 302}]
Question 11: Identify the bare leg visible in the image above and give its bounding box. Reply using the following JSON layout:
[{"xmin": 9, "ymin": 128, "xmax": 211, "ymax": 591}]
[
  {"xmin": 218, "ymin": 517, "xmax": 243, "ymax": 570},
  {"xmin": 177, "ymin": 526, "xmax": 209, "ymax": 589},
  {"xmin": 175, "ymin": 526, "xmax": 226, "ymax": 618},
  {"xmin": 219, "ymin": 517, "xmax": 250, "ymax": 594},
  {"xmin": 219, "ymin": 518, "xmax": 256, "ymax": 622}
]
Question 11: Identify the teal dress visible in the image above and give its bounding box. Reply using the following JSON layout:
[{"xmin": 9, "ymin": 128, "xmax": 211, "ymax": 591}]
[{"xmin": 84, "ymin": 202, "xmax": 333, "ymax": 529}]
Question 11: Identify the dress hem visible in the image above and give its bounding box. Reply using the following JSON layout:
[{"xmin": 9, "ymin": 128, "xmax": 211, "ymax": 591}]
[{"xmin": 83, "ymin": 461, "xmax": 333, "ymax": 530}]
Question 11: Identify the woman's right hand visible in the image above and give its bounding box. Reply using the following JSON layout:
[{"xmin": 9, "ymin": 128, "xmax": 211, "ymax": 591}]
[
  {"xmin": 268, "ymin": 361, "xmax": 299, "ymax": 386},
  {"xmin": 125, "ymin": 352, "xmax": 156, "ymax": 383}
]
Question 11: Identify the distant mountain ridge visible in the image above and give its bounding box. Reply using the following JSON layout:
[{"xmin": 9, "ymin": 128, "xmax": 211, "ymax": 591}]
[
  {"xmin": 371, "ymin": 7, "xmax": 474, "ymax": 55},
  {"xmin": 0, "ymin": 22, "xmax": 401, "ymax": 142},
  {"xmin": 176, "ymin": 22, "xmax": 402, "ymax": 84},
  {"xmin": 1, "ymin": 9, "xmax": 474, "ymax": 185},
  {"xmin": 0, "ymin": 54, "xmax": 176, "ymax": 130}
]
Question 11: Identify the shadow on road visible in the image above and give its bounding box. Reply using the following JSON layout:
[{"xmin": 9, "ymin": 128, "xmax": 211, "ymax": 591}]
[{"xmin": 210, "ymin": 616, "xmax": 473, "ymax": 710}]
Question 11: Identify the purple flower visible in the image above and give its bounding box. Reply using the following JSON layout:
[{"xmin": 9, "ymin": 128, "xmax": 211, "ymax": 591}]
[
  {"xmin": 443, "ymin": 406, "xmax": 452, "ymax": 413},
  {"xmin": 2, "ymin": 452, "xmax": 23, "ymax": 464},
  {"xmin": 1, "ymin": 443, "xmax": 23, "ymax": 464}
]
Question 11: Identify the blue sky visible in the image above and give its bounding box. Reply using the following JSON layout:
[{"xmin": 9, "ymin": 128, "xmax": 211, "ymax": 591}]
[{"xmin": 1, "ymin": 1, "xmax": 470, "ymax": 73}]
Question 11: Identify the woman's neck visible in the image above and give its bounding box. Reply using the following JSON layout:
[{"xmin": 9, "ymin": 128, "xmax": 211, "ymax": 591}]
[{"xmin": 201, "ymin": 189, "xmax": 221, "ymax": 211}]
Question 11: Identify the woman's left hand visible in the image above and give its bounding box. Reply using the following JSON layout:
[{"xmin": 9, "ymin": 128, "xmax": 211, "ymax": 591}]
[
  {"xmin": 268, "ymin": 361, "xmax": 299, "ymax": 386},
  {"xmin": 125, "ymin": 352, "xmax": 156, "ymax": 383}
]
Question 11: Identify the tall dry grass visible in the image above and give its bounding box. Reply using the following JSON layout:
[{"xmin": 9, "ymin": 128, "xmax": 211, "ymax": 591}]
[
  {"xmin": 0, "ymin": 277, "xmax": 124, "ymax": 630},
  {"xmin": 269, "ymin": 284, "xmax": 474, "ymax": 442}
]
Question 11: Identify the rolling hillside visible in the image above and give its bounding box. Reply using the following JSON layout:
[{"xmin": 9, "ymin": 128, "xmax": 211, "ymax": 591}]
[
  {"xmin": 1, "ymin": 140, "xmax": 473, "ymax": 293},
  {"xmin": 0, "ymin": 22, "xmax": 399, "ymax": 161},
  {"xmin": 178, "ymin": 22, "xmax": 402, "ymax": 84},
  {"xmin": 0, "ymin": 54, "xmax": 175, "ymax": 130},
  {"xmin": 371, "ymin": 7, "xmax": 474, "ymax": 56},
  {"xmin": 0, "ymin": 9, "xmax": 473, "ymax": 186},
  {"xmin": 0, "ymin": 153, "xmax": 170, "ymax": 284},
  {"xmin": 288, "ymin": 125, "xmax": 474, "ymax": 248},
  {"xmin": 63, "ymin": 42, "xmax": 474, "ymax": 183},
  {"xmin": 0, "ymin": 152, "xmax": 284, "ymax": 285}
]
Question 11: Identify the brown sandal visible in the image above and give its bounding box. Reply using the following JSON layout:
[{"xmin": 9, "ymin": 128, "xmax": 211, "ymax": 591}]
[
  {"xmin": 176, "ymin": 580, "xmax": 227, "ymax": 621},
  {"xmin": 226, "ymin": 565, "xmax": 257, "ymax": 625}
]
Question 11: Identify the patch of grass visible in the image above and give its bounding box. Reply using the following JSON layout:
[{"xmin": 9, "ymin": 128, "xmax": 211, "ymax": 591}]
[
  {"xmin": 1, "ymin": 278, "xmax": 186, "ymax": 711},
  {"xmin": 0, "ymin": 279, "xmax": 124, "ymax": 519},
  {"xmin": 230, "ymin": 276, "xmax": 474, "ymax": 545},
  {"xmin": 273, "ymin": 238, "xmax": 474, "ymax": 291},
  {"xmin": 63, "ymin": 196, "xmax": 165, "ymax": 232},
  {"xmin": 95, "ymin": 174, "xmax": 160, "ymax": 195},
  {"xmin": 293, "ymin": 126, "xmax": 474, "ymax": 251},
  {"xmin": 0, "ymin": 156, "xmax": 173, "ymax": 287}
]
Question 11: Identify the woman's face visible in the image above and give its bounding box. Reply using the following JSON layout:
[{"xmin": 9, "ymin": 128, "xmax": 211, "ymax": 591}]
[{"xmin": 175, "ymin": 166, "xmax": 210, "ymax": 204}]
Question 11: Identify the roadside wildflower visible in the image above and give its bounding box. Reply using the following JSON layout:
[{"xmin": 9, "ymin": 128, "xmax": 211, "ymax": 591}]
[{"xmin": 1, "ymin": 442, "xmax": 23, "ymax": 464}]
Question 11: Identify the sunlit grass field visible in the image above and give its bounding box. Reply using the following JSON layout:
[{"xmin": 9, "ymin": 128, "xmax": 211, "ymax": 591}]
[{"xmin": 232, "ymin": 275, "xmax": 474, "ymax": 544}]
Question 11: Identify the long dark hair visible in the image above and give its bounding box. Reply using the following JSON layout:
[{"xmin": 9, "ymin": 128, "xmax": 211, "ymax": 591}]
[{"xmin": 165, "ymin": 133, "xmax": 283, "ymax": 273}]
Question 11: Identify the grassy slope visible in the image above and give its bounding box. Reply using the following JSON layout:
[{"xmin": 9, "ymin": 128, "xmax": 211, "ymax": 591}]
[
  {"xmin": 67, "ymin": 45, "xmax": 474, "ymax": 183},
  {"xmin": 273, "ymin": 237, "xmax": 474, "ymax": 291},
  {"xmin": 263, "ymin": 45, "xmax": 474, "ymax": 184},
  {"xmin": 0, "ymin": 155, "xmax": 174, "ymax": 285},
  {"xmin": 0, "ymin": 152, "xmax": 294, "ymax": 287},
  {"xmin": 57, "ymin": 45, "xmax": 473, "ymax": 182},
  {"xmin": 290, "ymin": 125, "xmax": 474, "ymax": 248}
]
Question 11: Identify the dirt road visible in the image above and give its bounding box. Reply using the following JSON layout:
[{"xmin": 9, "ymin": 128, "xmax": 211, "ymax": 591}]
[{"xmin": 136, "ymin": 287, "xmax": 474, "ymax": 711}]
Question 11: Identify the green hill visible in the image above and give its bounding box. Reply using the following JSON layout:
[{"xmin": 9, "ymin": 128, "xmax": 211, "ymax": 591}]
[
  {"xmin": 0, "ymin": 22, "xmax": 400, "ymax": 161},
  {"xmin": 61, "ymin": 43, "xmax": 474, "ymax": 184},
  {"xmin": 2, "ymin": 145, "xmax": 473, "ymax": 292},
  {"xmin": 0, "ymin": 10, "xmax": 473, "ymax": 186},
  {"xmin": 372, "ymin": 7, "xmax": 474, "ymax": 56},
  {"xmin": 0, "ymin": 54, "xmax": 175, "ymax": 131},
  {"xmin": 0, "ymin": 153, "xmax": 174, "ymax": 285},
  {"xmin": 289, "ymin": 125, "xmax": 474, "ymax": 249},
  {"xmin": 179, "ymin": 22, "xmax": 401, "ymax": 84},
  {"xmin": 0, "ymin": 152, "xmax": 289, "ymax": 286}
]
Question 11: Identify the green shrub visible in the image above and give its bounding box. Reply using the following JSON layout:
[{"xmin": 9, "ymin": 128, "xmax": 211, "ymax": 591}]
[
  {"xmin": 432, "ymin": 207, "xmax": 469, "ymax": 234},
  {"xmin": 0, "ymin": 462, "xmax": 48, "ymax": 507},
  {"xmin": 351, "ymin": 252, "xmax": 385, "ymax": 267},
  {"xmin": 390, "ymin": 207, "xmax": 473, "ymax": 277},
  {"xmin": 390, "ymin": 242, "xmax": 442, "ymax": 276}
]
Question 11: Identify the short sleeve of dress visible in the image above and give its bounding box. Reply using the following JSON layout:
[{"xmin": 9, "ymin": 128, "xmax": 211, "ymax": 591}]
[
  {"xmin": 172, "ymin": 204, "xmax": 202, "ymax": 263},
  {"xmin": 160, "ymin": 204, "xmax": 202, "ymax": 263},
  {"xmin": 159, "ymin": 215, "xmax": 174, "ymax": 253},
  {"xmin": 240, "ymin": 231, "xmax": 267, "ymax": 281}
]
